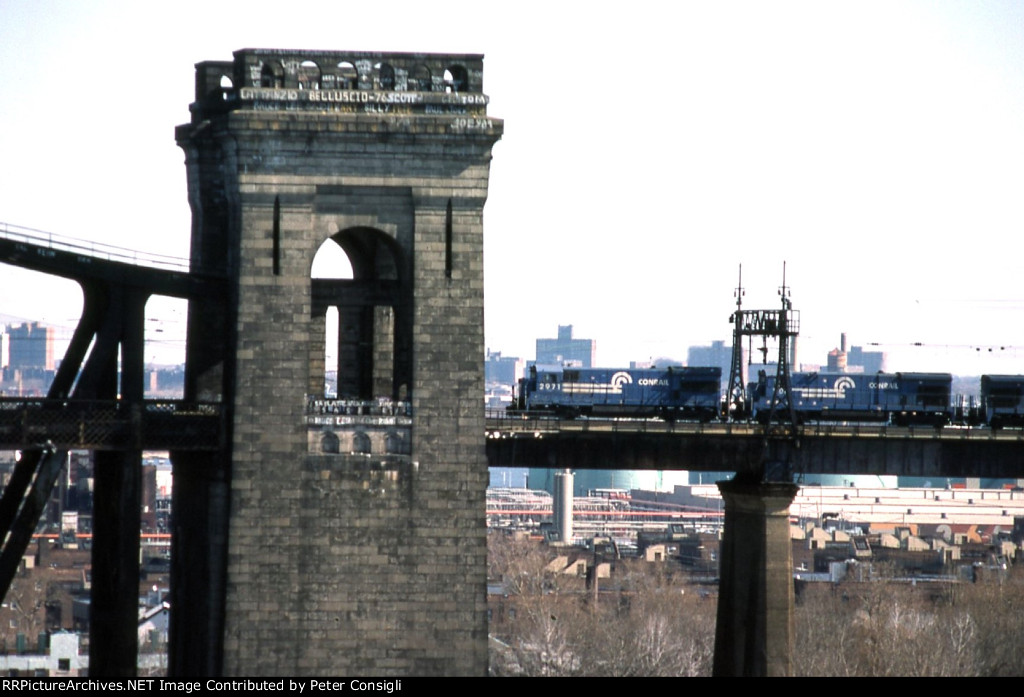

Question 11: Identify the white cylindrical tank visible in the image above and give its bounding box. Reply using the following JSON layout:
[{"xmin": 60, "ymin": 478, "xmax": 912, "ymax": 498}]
[{"xmin": 553, "ymin": 469, "xmax": 574, "ymax": 542}]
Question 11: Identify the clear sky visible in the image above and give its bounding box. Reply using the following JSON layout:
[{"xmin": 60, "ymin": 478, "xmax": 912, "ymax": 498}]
[{"xmin": 2, "ymin": 1, "xmax": 1023, "ymax": 375}]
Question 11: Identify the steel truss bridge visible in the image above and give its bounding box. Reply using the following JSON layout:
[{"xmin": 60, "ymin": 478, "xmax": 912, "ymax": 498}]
[{"xmin": 0, "ymin": 222, "xmax": 225, "ymax": 675}]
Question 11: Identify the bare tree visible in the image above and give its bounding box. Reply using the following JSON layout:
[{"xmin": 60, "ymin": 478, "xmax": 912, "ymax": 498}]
[
  {"xmin": 795, "ymin": 570, "xmax": 1024, "ymax": 677},
  {"xmin": 488, "ymin": 539, "xmax": 714, "ymax": 677}
]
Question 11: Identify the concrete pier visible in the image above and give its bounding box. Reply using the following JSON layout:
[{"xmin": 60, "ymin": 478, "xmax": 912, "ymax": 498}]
[{"xmin": 713, "ymin": 477, "xmax": 799, "ymax": 677}]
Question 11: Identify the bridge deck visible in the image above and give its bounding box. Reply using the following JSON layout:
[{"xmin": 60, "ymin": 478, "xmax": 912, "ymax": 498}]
[
  {"xmin": 0, "ymin": 221, "xmax": 224, "ymax": 296},
  {"xmin": 0, "ymin": 399, "xmax": 224, "ymax": 451},
  {"xmin": 485, "ymin": 415, "xmax": 1024, "ymax": 479}
]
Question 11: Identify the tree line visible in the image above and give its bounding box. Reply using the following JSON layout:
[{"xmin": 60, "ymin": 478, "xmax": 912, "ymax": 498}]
[{"xmin": 488, "ymin": 532, "xmax": 1024, "ymax": 677}]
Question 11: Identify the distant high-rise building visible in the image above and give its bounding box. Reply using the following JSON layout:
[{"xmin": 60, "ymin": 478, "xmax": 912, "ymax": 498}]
[
  {"xmin": 848, "ymin": 344, "xmax": 886, "ymax": 374},
  {"xmin": 536, "ymin": 325, "xmax": 595, "ymax": 367},
  {"xmin": 485, "ymin": 350, "xmax": 524, "ymax": 386},
  {"xmin": 687, "ymin": 339, "xmax": 743, "ymax": 389},
  {"xmin": 7, "ymin": 322, "xmax": 55, "ymax": 371}
]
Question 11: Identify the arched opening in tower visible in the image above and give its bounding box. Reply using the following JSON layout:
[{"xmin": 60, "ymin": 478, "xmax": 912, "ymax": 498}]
[{"xmin": 310, "ymin": 228, "xmax": 409, "ymax": 404}]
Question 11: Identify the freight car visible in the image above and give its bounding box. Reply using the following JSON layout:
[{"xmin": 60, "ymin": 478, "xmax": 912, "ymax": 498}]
[
  {"xmin": 748, "ymin": 370, "xmax": 953, "ymax": 426},
  {"xmin": 515, "ymin": 365, "xmax": 722, "ymax": 421}
]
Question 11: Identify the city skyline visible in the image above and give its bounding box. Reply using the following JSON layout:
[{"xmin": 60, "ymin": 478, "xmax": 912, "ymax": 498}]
[{"xmin": 2, "ymin": 1, "xmax": 1023, "ymax": 375}]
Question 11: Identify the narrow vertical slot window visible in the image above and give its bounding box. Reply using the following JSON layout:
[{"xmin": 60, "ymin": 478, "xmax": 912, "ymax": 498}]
[
  {"xmin": 273, "ymin": 196, "xmax": 281, "ymax": 276},
  {"xmin": 445, "ymin": 198, "xmax": 453, "ymax": 280}
]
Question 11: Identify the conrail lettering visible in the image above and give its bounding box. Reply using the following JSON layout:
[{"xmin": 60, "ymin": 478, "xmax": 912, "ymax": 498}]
[{"xmin": 637, "ymin": 379, "xmax": 668, "ymax": 386}]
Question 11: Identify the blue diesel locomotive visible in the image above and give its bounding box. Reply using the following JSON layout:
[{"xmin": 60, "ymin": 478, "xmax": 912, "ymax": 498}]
[
  {"xmin": 978, "ymin": 375, "xmax": 1024, "ymax": 429},
  {"xmin": 513, "ymin": 364, "xmax": 1024, "ymax": 430},
  {"xmin": 748, "ymin": 371, "xmax": 953, "ymax": 426},
  {"xmin": 515, "ymin": 365, "xmax": 722, "ymax": 421}
]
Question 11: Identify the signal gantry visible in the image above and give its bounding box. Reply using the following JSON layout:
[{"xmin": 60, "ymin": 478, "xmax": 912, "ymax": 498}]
[{"xmin": 727, "ymin": 263, "xmax": 800, "ymax": 481}]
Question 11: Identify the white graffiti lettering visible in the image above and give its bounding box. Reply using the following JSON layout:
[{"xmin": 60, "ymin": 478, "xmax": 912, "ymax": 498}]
[{"xmin": 452, "ymin": 118, "xmax": 493, "ymax": 130}]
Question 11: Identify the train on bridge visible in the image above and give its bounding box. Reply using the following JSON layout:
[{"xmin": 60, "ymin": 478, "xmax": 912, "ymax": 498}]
[{"xmin": 513, "ymin": 365, "xmax": 1024, "ymax": 429}]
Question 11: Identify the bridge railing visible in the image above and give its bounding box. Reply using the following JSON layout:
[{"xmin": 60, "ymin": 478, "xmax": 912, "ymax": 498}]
[
  {"xmin": 0, "ymin": 222, "xmax": 190, "ymax": 272},
  {"xmin": 798, "ymin": 421, "xmax": 1024, "ymax": 441},
  {"xmin": 0, "ymin": 398, "xmax": 224, "ymax": 451},
  {"xmin": 484, "ymin": 411, "xmax": 1024, "ymax": 442},
  {"xmin": 484, "ymin": 411, "xmax": 761, "ymax": 437}
]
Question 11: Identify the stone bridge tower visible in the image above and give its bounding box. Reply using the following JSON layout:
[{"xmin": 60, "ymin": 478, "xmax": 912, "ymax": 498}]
[{"xmin": 172, "ymin": 49, "xmax": 502, "ymax": 676}]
